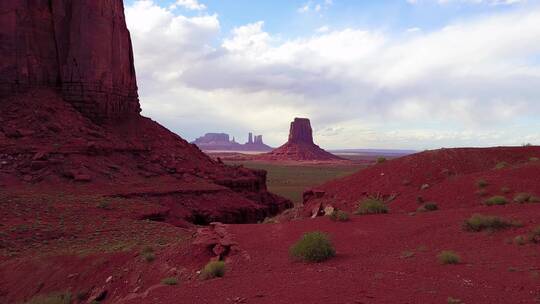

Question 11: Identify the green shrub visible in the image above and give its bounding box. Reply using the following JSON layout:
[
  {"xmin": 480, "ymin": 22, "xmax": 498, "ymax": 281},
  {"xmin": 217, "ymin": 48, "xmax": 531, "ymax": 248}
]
[
  {"xmin": 437, "ymin": 250, "xmax": 461, "ymax": 265},
  {"xmin": 475, "ymin": 189, "xmax": 488, "ymax": 197},
  {"xmin": 25, "ymin": 292, "xmax": 72, "ymax": 304},
  {"xmin": 463, "ymin": 214, "xmax": 519, "ymax": 232},
  {"xmin": 200, "ymin": 261, "xmax": 226, "ymax": 279},
  {"xmin": 476, "ymin": 179, "xmax": 489, "ymax": 188},
  {"xmin": 501, "ymin": 187, "xmax": 511, "ymax": 194},
  {"xmin": 513, "ymin": 193, "xmax": 540, "ymax": 204},
  {"xmin": 96, "ymin": 200, "xmax": 112, "ymax": 210},
  {"xmin": 355, "ymin": 199, "xmax": 388, "ymax": 215},
  {"xmin": 494, "ymin": 162, "xmax": 508, "ymax": 170},
  {"xmin": 376, "ymin": 157, "xmax": 387, "ymax": 164},
  {"xmin": 329, "ymin": 210, "xmax": 350, "ymax": 222},
  {"xmin": 289, "ymin": 231, "xmax": 336, "ymax": 262},
  {"xmin": 447, "ymin": 297, "xmax": 463, "ymax": 304},
  {"xmin": 513, "ymin": 235, "xmax": 526, "ymax": 246},
  {"xmin": 141, "ymin": 246, "xmax": 155, "ymax": 262},
  {"xmin": 530, "ymin": 157, "xmax": 539, "ymax": 162},
  {"xmin": 417, "ymin": 203, "xmax": 438, "ymax": 212},
  {"xmin": 161, "ymin": 277, "xmax": 178, "ymax": 285},
  {"xmin": 529, "ymin": 226, "xmax": 540, "ymax": 243},
  {"xmin": 484, "ymin": 196, "xmax": 508, "ymax": 206},
  {"xmin": 401, "ymin": 250, "xmax": 415, "ymax": 259}
]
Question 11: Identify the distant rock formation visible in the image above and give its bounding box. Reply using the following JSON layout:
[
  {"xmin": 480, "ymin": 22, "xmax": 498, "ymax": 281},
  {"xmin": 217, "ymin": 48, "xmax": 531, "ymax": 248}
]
[
  {"xmin": 193, "ymin": 132, "xmax": 273, "ymax": 152},
  {"xmin": 261, "ymin": 118, "xmax": 343, "ymax": 161}
]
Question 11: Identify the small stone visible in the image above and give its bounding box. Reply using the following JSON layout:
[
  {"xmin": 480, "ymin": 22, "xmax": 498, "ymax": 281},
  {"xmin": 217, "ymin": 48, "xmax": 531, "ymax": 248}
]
[{"xmin": 106, "ymin": 276, "xmax": 112, "ymax": 283}]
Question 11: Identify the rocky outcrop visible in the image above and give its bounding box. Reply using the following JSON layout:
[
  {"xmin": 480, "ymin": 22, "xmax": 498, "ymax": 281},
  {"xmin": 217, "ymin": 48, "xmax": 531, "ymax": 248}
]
[
  {"xmin": 288, "ymin": 118, "xmax": 314, "ymax": 144},
  {"xmin": 0, "ymin": 0, "xmax": 140, "ymax": 121},
  {"xmin": 193, "ymin": 132, "xmax": 272, "ymax": 152},
  {"xmin": 260, "ymin": 118, "xmax": 343, "ymax": 161},
  {"xmin": 0, "ymin": 0, "xmax": 291, "ymax": 224}
]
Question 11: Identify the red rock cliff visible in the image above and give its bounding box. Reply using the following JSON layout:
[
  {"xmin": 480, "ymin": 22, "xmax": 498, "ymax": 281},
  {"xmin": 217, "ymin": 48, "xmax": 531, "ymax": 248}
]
[
  {"xmin": 0, "ymin": 0, "xmax": 140, "ymax": 121},
  {"xmin": 0, "ymin": 0, "xmax": 291, "ymax": 225},
  {"xmin": 288, "ymin": 118, "xmax": 314, "ymax": 144}
]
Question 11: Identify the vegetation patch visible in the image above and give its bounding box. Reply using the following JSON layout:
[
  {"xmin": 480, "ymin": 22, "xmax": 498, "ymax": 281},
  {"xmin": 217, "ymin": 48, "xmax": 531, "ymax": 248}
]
[
  {"xmin": 401, "ymin": 250, "xmax": 415, "ymax": 259},
  {"xmin": 161, "ymin": 277, "xmax": 178, "ymax": 285},
  {"xmin": 200, "ymin": 261, "xmax": 226, "ymax": 280},
  {"xmin": 475, "ymin": 189, "xmax": 488, "ymax": 197},
  {"xmin": 476, "ymin": 179, "xmax": 489, "ymax": 188},
  {"xmin": 290, "ymin": 231, "xmax": 336, "ymax": 262},
  {"xmin": 494, "ymin": 162, "xmax": 508, "ymax": 170},
  {"xmin": 329, "ymin": 210, "xmax": 350, "ymax": 222},
  {"xmin": 355, "ymin": 199, "xmax": 388, "ymax": 215},
  {"xmin": 24, "ymin": 292, "xmax": 72, "ymax": 304},
  {"xmin": 484, "ymin": 195, "xmax": 508, "ymax": 206},
  {"xmin": 501, "ymin": 186, "xmax": 511, "ymax": 194},
  {"xmin": 447, "ymin": 297, "xmax": 463, "ymax": 304},
  {"xmin": 513, "ymin": 193, "xmax": 540, "ymax": 204},
  {"xmin": 437, "ymin": 250, "xmax": 461, "ymax": 265},
  {"xmin": 530, "ymin": 157, "xmax": 539, "ymax": 162},
  {"xmin": 513, "ymin": 235, "xmax": 527, "ymax": 246},
  {"xmin": 141, "ymin": 246, "xmax": 155, "ymax": 262},
  {"xmin": 417, "ymin": 202, "xmax": 438, "ymax": 212},
  {"xmin": 376, "ymin": 157, "xmax": 387, "ymax": 164},
  {"xmin": 463, "ymin": 214, "xmax": 520, "ymax": 232},
  {"xmin": 528, "ymin": 226, "xmax": 540, "ymax": 244}
]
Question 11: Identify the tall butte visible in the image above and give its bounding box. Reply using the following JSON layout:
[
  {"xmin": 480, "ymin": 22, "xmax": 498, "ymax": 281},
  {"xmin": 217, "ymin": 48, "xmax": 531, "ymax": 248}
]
[
  {"xmin": 0, "ymin": 0, "xmax": 291, "ymax": 225},
  {"xmin": 262, "ymin": 118, "xmax": 343, "ymax": 161}
]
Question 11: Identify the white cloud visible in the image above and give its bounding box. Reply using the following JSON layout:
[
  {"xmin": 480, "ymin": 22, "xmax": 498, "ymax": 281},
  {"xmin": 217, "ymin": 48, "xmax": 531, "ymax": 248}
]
[
  {"xmin": 316, "ymin": 25, "xmax": 330, "ymax": 33},
  {"xmin": 410, "ymin": 0, "xmax": 526, "ymax": 5},
  {"xmin": 169, "ymin": 0, "xmax": 206, "ymax": 11},
  {"xmin": 126, "ymin": 1, "xmax": 540, "ymax": 149},
  {"xmin": 297, "ymin": 0, "xmax": 334, "ymax": 14}
]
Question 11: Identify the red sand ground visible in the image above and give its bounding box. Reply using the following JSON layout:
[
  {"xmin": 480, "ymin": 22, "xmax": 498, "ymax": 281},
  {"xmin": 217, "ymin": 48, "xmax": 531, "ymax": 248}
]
[
  {"xmin": 2, "ymin": 146, "xmax": 540, "ymax": 303},
  {"xmin": 304, "ymin": 146, "xmax": 540, "ymax": 214}
]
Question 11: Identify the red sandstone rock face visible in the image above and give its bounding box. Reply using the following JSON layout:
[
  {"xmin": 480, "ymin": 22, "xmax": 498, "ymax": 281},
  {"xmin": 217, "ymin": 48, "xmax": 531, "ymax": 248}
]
[
  {"xmin": 288, "ymin": 118, "xmax": 314, "ymax": 144},
  {"xmin": 260, "ymin": 118, "xmax": 343, "ymax": 161},
  {"xmin": 0, "ymin": 0, "xmax": 140, "ymax": 121},
  {"xmin": 0, "ymin": 0, "xmax": 291, "ymax": 224}
]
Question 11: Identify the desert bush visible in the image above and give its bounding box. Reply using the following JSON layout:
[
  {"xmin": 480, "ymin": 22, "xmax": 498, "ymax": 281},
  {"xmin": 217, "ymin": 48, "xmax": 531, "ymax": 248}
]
[
  {"xmin": 355, "ymin": 199, "xmax": 388, "ymax": 215},
  {"xmin": 141, "ymin": 246, "xmax": 155, "ymax": 262},
  {"xmin": 447, "ymin": 297, "xmax": 463, "ymax": 304},
  {"xmin": 529, "ymin": 226, "xmax": 540, "ymax": 243},
  {"xmin": 161, "ymin": 277, "xmax": 178, "ymax": 285},
  {"xmin": 475, "ymin": 189, "xmax": 488, "ymax": 197},
  {"xmin": 376, "ymin": 157, "xmax": 387, "ymax": 164},
  {"xmin": 96, "ymin": 200, "xmax": 112, "ymax": 210},
  {"xmin": 401, "ymin": 250, "xmax": 415, "ymax": 259},
  {"xmin": 200, "ymin": 261, "xmax": 226, "ymax": 279},
  {"xmin": 417, "ymin": 203, "xmax": 438, "ymax": 212},
  {"xmin": 494, "ymin": 162, "xmax": 508, "ymax": 170},
  {"xmin": 513, "ymin": 235, "xmax": 526, "ymax": 246},
  {"xmin": 513, "ymin": 193, "xmax": 540, "ymax": 204},
  {"xmin": 329, "ymin": 210, "xmax": 350, "ymax": 222},
  {"xmin": 530, "ymin": 157, "xmax": 539, "ymax": 162},
  {"xmin": 476, "ymin": 179, "xmax": 489, "ymax": 188},
  {"xmin": 289, "ymin": 231, "xmax": 335, "ymax": 262},
  {"xmin": 437, "ymin": 250, "xmax": 461, "ymax": 265},
  {"xmin": 484, "ymin": 196, "xmax": 508, "ymax": 206},
  {"xmin": 463, "ymin": 214, "xmax": 519, "ymax": 232},
  {"xmin": 501, "ymin": 186, "xmax": 511, "ymax": 194},
  {"xmin": 25, "ymin": 292, "xmax": 72, "ymax": 304}
]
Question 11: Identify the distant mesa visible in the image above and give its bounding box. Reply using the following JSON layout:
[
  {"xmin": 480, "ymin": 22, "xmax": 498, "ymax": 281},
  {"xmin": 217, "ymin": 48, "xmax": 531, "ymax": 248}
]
[
  {"xmin": 261, "ymin": 118, "xmax": 343, "ymax": 161},
  {"xmin": 193, "ymin": 132, "xmax": 273, "ymax": 152}
]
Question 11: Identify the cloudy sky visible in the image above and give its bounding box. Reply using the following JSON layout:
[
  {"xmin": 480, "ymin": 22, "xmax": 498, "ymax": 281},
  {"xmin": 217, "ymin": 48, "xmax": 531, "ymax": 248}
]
[{"xmin": 124, "ymin": 0, "xmax": 540, "ymax": 150}]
